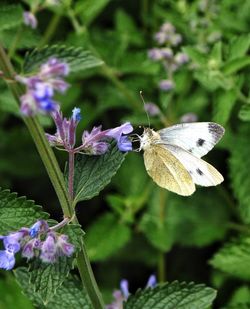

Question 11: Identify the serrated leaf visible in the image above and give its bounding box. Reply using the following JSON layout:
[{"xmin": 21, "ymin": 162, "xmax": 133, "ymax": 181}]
[
  {"xmin": 223, "ymin": 57, "xmax": 250, "ymax": 75},
  {"xmin": 0, "ymin": 188, "xmax": 49, "ymax": 234},
  {"xmin": 124, "ymin": 281, "xmax": 217, "ymax": 309},
  {"xmin": 0, "ymin": 5, "xmax": 23, "ymax": 31},
  {"xmin": 62, "ymin": 223, "xmax": 85, "ymax": 253},
  {"xmin": 28, "ymin": 257, "xmax": 72, "ymax": 304},
  {"xmin": 228, "ymin": 34, "xmax": 250, "ymax": 60},
  {"xmin": 23, "ymin": 45, "xmax": 103, "ymax": 73},
  {"xmin": 76, "ymin": 0, "xmax": 111, "ymax": 26},
  {"xmin": 239, "ymin": 105, "xmax": 250, "ymax": 121},
  {"xmin": 210, "ymin": 236, "xmax": 250, "ymax": 280},
  {"xmin": 222, "ymin": 305, "xmax": 250, "ymax": 309},
  {"xmin": 15, "ymin": 267, "xmax": 92, "ymax": 309},
  {"xmin": 72, "ymin": 141, "xmax": 125, "ymax": 203},
  {"xmin": 86, "ymin": 213, "xmax": 131, "ymax": 261},
  {"xmin": 213, "ymin": 89, "xmax": 237, "ymax": 125},
  {"xmin": 229, "ymin": 125, "xmax": 250, "ymax": 223}
]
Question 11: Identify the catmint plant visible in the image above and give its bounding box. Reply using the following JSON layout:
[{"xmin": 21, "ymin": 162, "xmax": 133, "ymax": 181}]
[{"xmin": 148, "ymin": 22, "xmax": 189, "ymax": 92}]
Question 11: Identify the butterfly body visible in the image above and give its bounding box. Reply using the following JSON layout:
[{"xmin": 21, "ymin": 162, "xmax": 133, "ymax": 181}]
[{"xmin": 139, "ymin": 122, "xmax": 224, "ymax": 196}]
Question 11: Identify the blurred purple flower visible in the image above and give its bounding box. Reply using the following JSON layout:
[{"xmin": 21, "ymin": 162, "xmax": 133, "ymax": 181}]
[
  {"xmin": 17, "ymin": 58, "xmax": 69, "ymax": 116},
  {"xmin": 180, "ymin": 112, "xmax": 198, "ymax": 123},
  {"xmin": 106, "ymin": 122, "xmax": 133, "ymax": 152},
  {"xmin": 56, "ymin": 235, "xmax": 74, "ymax": 257},
  {"xmin": 146, "ymin": 274, "xmax": 157, "ymax": 288},
  {"xmin": 23, "ymin": 11, "xmax": 37, "ymax": 29},
  {"xmin": 144, "ymin": 103, "xmax": 160, "ymax": 116},
  {"xmin": 160, "ymin": 22, "xmax": 175, "ymax": 33},
  {"xmin": 159, "ymin": 79, "xmax": 175, "ymax": 91},
  {"xmin": 161, "ymin": 48, "xmax": 173, "ymax": 59},
  {"xmin": 0, "ymin": 250, "xmax": 15, "ymax": 270},
  {"xmin": 148, "ymin": 48, "xmax": 163, "ymax": 61},
  {"xmin": 22, "ymin": 238, "xmax": 41, "ymax": 260},
  {"xmin": 175, "ymin": 52, "xmax": 189, "ymax": 65}
]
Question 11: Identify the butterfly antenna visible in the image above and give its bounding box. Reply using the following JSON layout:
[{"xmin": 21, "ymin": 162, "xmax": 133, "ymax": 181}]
[{"xmin": 140, "ymin": 90, "xmax": 151, "ymax": 128}]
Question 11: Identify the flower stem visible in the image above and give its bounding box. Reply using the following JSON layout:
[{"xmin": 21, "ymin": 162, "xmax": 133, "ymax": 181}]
[
  {"xmin": 38, "ymin": 13, "xmax": 61, "ymax": 47},
  {"xmin": 0, "ymin": 43, "xmax": 105, "ymax": 309},
  {"xmin": 68, "ymin": 151, "xmax": 75, "ymax": 201}
]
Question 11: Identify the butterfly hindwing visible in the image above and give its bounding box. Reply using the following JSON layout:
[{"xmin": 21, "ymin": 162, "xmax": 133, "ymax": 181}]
[
  {"xmin": 163, "ymin": 144, "xmax": 224, "ymax": 187},
  {"xmin": 143, "ymin": 144, "xmax": 195, "ymax": 196},
  {"xmin": 158, "ymin": 122, "xmax": 225, "ymax": 158}
]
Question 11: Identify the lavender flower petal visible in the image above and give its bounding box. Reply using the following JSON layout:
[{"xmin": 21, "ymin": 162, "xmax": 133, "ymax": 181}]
[{"xmin": 0, "ymin": 250, "xmax": 15, "ymax": 270}]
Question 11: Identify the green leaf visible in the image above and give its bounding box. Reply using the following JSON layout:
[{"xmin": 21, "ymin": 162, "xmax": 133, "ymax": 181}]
[
  {"xmin": 229, "ymin": 125, "xmax": 250, "ymax": 223},
  {"xmin": 72, "ymin": 141, "xmax": 125, "ymax": 203},
  {"xmin": 140, "ymin": 189, "xmax": 229, "ymax": 251},
  {"xmin": 86, "ymin": 213, "xmax": 131, "ymax": 261},
  {"xmin": 228, "ymin": 34, "xmax": 250, "ymax": 60},
  {"xmin": 213, "ymin": 89, "xmax": 237, "ymax": 125},
  {"xmin": 223, "ymin": 57, "xmax": 250, "ymax": 75},
  {"xmin": 210, "ymin": 41, "xmax": 222, "ymax": 64},
  {"xmin": 124, "ymin": 281, "xmax": 217, "ymax": 309},
  {"xmin": 0, "ymin": 274, "xmax": 34, "ymax": 309},
  {"xmin": 239, "ymin": 104, "xmax": 250, "ymax": 121},
  {"xmin": 210, "ymin": 236, "xmax": 250, "ymax": 281},
  {"xmin": 222, "ymin": 305, "xmax": 250, "ymax": 309},
  {"xmin": 0, "ymin": 4, "xmax": 23, "ymax": 31},
  {"xmin": 183, "ymin": 46, "xmax": 208, "ymax": 67},
  {"xmin": 0, "ymin": 188, "xmax": 49, "ymax": 234},
  {"xmin": 15, "ymin": 267, "xmax": 92, "ymax": 309},
  {"xmin": 75, "ymin": 0, "xmax": 111, "ymax": 26},
  {"xmin": 23, "ymin": 45, "xmax": 103, "ymax": 73},
  {"xmin": 28, "ymin": 257, "xmax": 72, "ymax": 304}
]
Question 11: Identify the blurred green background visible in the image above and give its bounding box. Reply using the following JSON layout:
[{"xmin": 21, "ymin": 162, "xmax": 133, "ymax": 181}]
[{"xmin": 1, "ymin": 0, "xmax": 250, "ymax": 308}]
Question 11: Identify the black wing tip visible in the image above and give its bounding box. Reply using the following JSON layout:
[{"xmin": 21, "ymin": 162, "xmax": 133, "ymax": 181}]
[{"xmin": 208, "ymin": 122, "xmax": 225, "ymax": 138}]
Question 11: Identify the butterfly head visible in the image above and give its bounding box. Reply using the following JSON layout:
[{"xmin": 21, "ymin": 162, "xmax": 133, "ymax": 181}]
[{"xmin": 138, "ymin": 128, "xmax": 160, "ymax": 151}]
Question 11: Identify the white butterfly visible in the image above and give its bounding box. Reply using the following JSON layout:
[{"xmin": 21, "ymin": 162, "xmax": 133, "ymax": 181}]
[{"xmin": 137, "ymin": 122, "xmax": 225, "ymax": 196}]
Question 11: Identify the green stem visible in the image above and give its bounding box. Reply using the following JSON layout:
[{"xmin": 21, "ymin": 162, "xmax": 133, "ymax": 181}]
[
  {"xmin": 8, "ymin": 25, "xmax": 23, "ymax": 59},
  {"xmin": 158, "ymin": 252, "xmax": 166, "ymax": 283},
  {"xmin": 0, "ymin": 43, "xmax": 104, "ymax": 309},
  {"xmin": 158, "ymin": 189, "xmax": 167, "ymax": 282},
  {"xmin": 38, "ymin": 13, "xmax": 61, "ymax": 47}
]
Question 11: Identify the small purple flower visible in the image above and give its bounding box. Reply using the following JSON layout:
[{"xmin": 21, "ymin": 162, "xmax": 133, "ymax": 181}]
[
  {"xmin": 0, "ymin": 250, "xmax": 15, "ymax": 270},
  {"xmin": 22, "ymin": 238, "xmax": 41, "ymax": 260},
  {"xmin": 154, "ymin": 32, "xmax": 167, "ymax": 45},
  {"xmin": 161, "ymin": 48, "xmax": 173, "ymax": 59},
  {"xmin": 56, "ymin": 235, "xmax": 74, "ymax": 257},
  {"xmin": 175, "ymin": 53, "xmax": 189, "ymax": 65},
  {"xmin": 148, "ymin": 48, "xmax": 163, "ymax": 61},
  {"xmin": 159, "ymin": 79, "xmax": 175, "ymax": 91},
  {"xmin": 106, "ymin": 122, "xmax": 133, "ymax": 152},
  {"xmin": 72, "ymin": 107, "xmax": 81, "ymax": 122},
  {"xmin": 146, "ymin": 275, "xmax": 157, "ymax": 288},
  {"xmin": 23, "ymin": 11, "xmax": 37, "ymax": 29},
  {"xmin": 144, "ymin": 103, "xmax": 160, "ymax": 116},
  {"xmin": 170, "ymin": 33, "xmax": 182, "ymax": 46},
  {"xmin": 120, "ymin": 279, "xmax": 129, "ymax": 298},
  {"xmin": 40, "ymin": 234, "xmax": 57, "ymax": 263},
  {"xmin": 160, "ymin": 22, "xmax": 175, "ymax": 33},
  {"xmin": 40, "ymin": 58, "xmax": 69, "ymax": 79},
  {"xmin": 81, "ymin": 126, "xmax": 109, "ymax": 155},
  {"xmin": 180, "ymin": 112, "xmax": 198, "ymax": 123}
]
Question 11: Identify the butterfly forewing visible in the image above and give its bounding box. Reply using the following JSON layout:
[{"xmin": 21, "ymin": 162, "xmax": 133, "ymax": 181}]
[
  {"xmin": 143, "ymin": 144, "xmax": 195, "ymax": 196},
  {"xmin": 158, "ymin": 122, "xmax": 225, "ymax": 158},
  {"xmin": 163, "ymin": 144, "xmax": 224, "ymax": 187}
]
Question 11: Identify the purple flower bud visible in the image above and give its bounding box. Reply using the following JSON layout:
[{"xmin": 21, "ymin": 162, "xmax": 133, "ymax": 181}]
[
  {"xmin": 160, "ymin": 22, "xmax": 175, "ymax": 33},
  {"xmin": 29, "ymin": 220, "xmax": 49, "ymax": 238},
  {"xmin": 159, "ymin": 79, "xmax": 175, "ymax": 91},
  {"xmin": 72, "ymin": 107, "xmax": 81, "ymax": 122},
  {"xmin": 40, "ymin": 234, "xmax": 57, "ymax": 263},
  {"xmin": 146, "ymin": 275, "xmax": 157, "ymax": 288},
  {"xmin": 22, "ymin": 238, "xmax": 41, "ymax": 260},
  {"xmin": 144, "ymin": 103, "xmax": 160, "ymax": 116},
  {"xmin": 56, "ymin": 235, "xmax": 74, "ymax": 257},
  {"xmin": 120, "ymin": 279, "xmax": 129, "ymax": 298},
  {"xmin": 154, "ymin": 32, "xmax": 167, "ymax": 45},
  {"xmin": 0, "ymin": 250, "xmax": 15, "ymax": 270},
  {"xmin": 180, "ymin": 113, "xmax": 198, "ymax": 123},
  {"xmin": 40, "ymin": 58, "xmax": 69, "ymax": 78},
  {"xmin": 23, "ymin": 11, "xmax": 37, "ymax": 29},
  {"xmin": 148, "ymin": 48, "xmax": 163, "ymax": 61},
  {"xmin": 20, "ymin": 92, "xmax": 37, "ymax": 116},
  {"xmin": 170, "ymin": 34, "xmax": 182, "ymax": 46},
  {"xmin": 175, "ymin": 53, "xmax": 189, "ymax": 65},
  {"xmin": 161, "ymin": 48, "xmax": 173, "ymax": 59}
]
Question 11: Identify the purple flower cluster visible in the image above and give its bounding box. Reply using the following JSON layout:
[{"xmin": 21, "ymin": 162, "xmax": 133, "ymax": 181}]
[
  {"xmin": 0, "ymin": 220, "xmax": 74, "ymax": 270},
  {"xmin": 106, "ymin": 275, "xmax": 157, "ymax": 309},
  {"xmin": 23, "ymin": 12, "xmax": 38, "ymax": 29},
  {"xmin": 148, "ymin": 22, "xmax": 189, "ymax": 92},
  {"xmin": 46, "ymin": 107, "xmax": 134, "ymax": 154},
  {"xmin": 17, "ymin": 58, "xmax": 69, "ymax": 116}
]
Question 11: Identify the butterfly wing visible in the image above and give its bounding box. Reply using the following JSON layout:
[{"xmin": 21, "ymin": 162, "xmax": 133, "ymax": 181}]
[
  {"xmin": 143, "ymin": 144, "xmax": 195, "ymax": 196},
  {"xmin": 163, "ymin": 144, "xmax": 224, "ymax": 187},
  {"xmin": 158, "ymin": 122, "xmax": 224, "ymax": 158}
]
